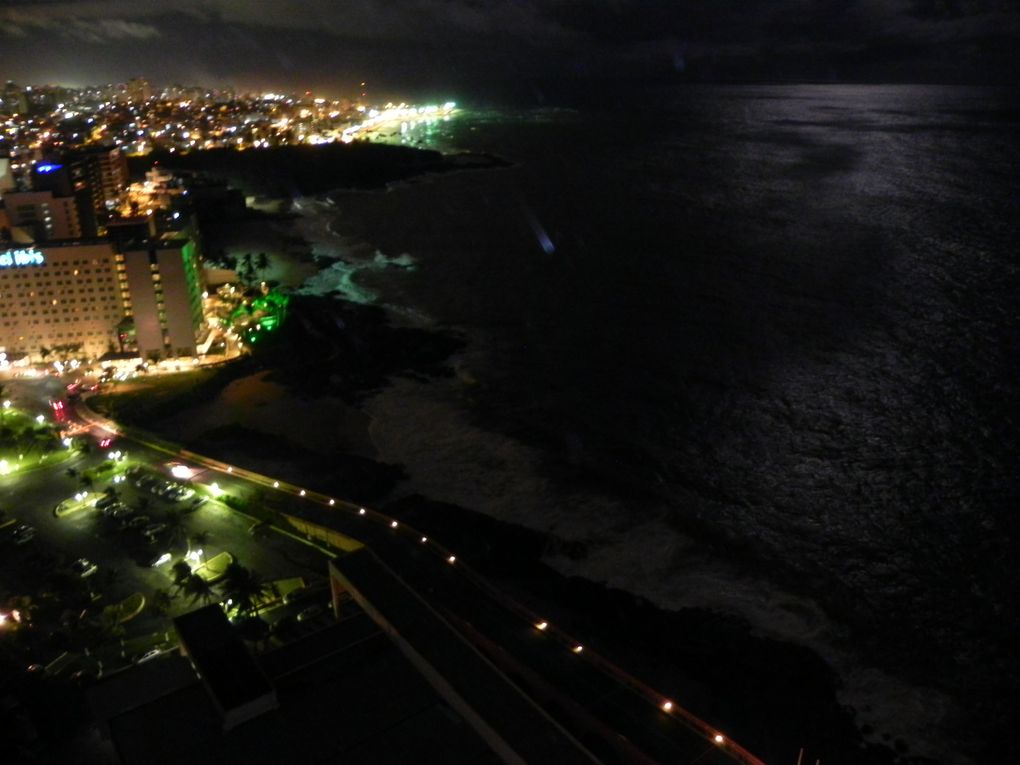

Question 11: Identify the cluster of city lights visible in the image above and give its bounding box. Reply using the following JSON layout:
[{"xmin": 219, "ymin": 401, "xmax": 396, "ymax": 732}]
[{"xmin": 1, "ymin": 79, "xmax": 458, "ymax": 166}]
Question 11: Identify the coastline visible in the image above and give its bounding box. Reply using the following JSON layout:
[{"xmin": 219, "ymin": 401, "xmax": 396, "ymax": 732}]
[
  {"xmin": 93, "ymin": 283, "xmax": 945, "ymax": 764},
  {"xmin": 114, "ymin": 142, "xmax": 970, "ymax": 763},
  {"xmin": 285, "ymin": 170, "xmax": 975, "ymax": 761}
]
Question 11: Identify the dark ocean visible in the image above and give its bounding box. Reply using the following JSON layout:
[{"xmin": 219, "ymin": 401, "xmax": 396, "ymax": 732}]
[{"xmin": 298, "ymin": 84, "xmax": 1020, "ymax": 763}]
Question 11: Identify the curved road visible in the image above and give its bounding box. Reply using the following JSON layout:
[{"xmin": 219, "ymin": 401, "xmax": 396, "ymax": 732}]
[{"xmin": 69, "ymin": 393, "xmax": 768, "ymax": 765}]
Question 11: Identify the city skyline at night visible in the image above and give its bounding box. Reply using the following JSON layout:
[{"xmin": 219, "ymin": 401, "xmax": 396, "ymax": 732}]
[{"xmin": 1, "ymin": 1, "xmax": 1018, "ymax": 100}]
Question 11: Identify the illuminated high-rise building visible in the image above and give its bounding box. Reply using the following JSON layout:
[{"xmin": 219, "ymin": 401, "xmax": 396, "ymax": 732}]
[
  {"xmin": 126, "ymin": 77, "xmax": 152, "ymax": 104},
  {"xmin": 1, "ymin": 190, "xmax": 84, "ymax": 241},
  {"xmin": 70, "ymin": 146, "xmax": 129, "ymax": 217},
  {"xmin": 0, "ymin": 157, "xmax": 15, "ymax": 193},
  {"xmin": 25, "ymin": 161, "xmax": 99, "ymax": 238},
  {"xmin": 0, "ymin": 236, "xmax": 206, "ymax": 360},
  {"xmin": 2, "ymin": 81, "xmax": 28, "ymax": 115}
]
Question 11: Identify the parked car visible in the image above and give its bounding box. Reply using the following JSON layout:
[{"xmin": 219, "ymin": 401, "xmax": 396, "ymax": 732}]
[
  {"xmin": 283, "ymin": 582, "xmax": 329, "ymax": 605},
  {"xmin": 147, "ymin": 552, "xmax": 172, "ymax": 568},
  {"xmin": 70, "ymin": 668, "xmax": 99, "ymax": 686},
  {"xmin": 95, "ymin": 495, "xmax": 118, "ymax": 510},
  {"xmin": 143, "ymin": 523, "xmax": 167, "ymax": 536},
  {"xmin": 11, "ymin": 524, "xmax": 35, "ymax": 545},
  {"xmin": 132, "ymin": 646, "xmax": 172, "ymax": 665},
  {"xmin": 70, "ymin": 558, "xmax": 98, "ymax": 578},
  {"xmin": 101, "ymin": 502, "xmax": 128, "ymax": 517},
  {"xmin": 127, "ymin": 515, "xmax": 151, "ymax": 529},
  {"xmin": 110, "ymin": 505, "xmax": 134, "ymax": 520},
  {"xmin": 296, "ymin": 604, "xmax": 327, "ymax": 623},
  {"xmin": 269, "ymin": 614, "xmax": 297, "ymax": 636}
]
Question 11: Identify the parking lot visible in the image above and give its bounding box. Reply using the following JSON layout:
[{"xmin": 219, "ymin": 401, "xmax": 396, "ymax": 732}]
[{"xmin": 1, "ymin": 419, "xmax": 338, "ymax": 680}]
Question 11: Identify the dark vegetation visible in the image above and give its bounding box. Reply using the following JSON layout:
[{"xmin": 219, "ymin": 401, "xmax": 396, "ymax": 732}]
[
  {"xmin": 129, "ymin": 141, "xmax": 507, "ymax": 196},
  {"xmin": 91, "ymin": 294, "xmax": 462, "ymax": 502},
  {"xmin": 254, "ymin": 294, "xmax": 464, "ymax": 402},
  {"xmin": 199, "ymin": 423, "xmax": 403, "ymax": 505}
]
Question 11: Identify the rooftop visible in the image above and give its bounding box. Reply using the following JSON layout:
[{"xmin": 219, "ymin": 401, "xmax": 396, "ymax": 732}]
[
  {"xmin": 99, "ymin": 612, "xmax": 499, "ymax": 765},
  {"xmin": 174, "ymin": 605, "xmax": 274, "ymax": 713}
]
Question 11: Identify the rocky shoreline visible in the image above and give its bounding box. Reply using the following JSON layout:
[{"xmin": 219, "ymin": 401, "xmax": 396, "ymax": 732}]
[
  {"xmin": 110, "ymin": 143, "xmax": 949, "ymax": 763},
  {"xmin": 93, "ymin": 287, "xmax": 939, "ymax": 765}
]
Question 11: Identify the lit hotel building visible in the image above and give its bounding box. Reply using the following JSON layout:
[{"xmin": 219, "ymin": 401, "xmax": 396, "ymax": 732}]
[{"xmin": 0, "ymin": 237, "xmax": 205, "ymax": 361}]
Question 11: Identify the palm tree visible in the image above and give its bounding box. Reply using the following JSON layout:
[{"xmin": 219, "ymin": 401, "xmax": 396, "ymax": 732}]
[
  {"xmin": 187, "ymin": 531, "xmax": 210, "ymax": 555},
  {"xmin": 255, "ymin": 252, "xmax": 270, "ymax": 278},
  {"xmin": 237, "ymin": 252, "xmax": 255, "ymax": 284},
  {"xmin": 221, "ymin": 563, "xmax": 278, "ymax": 619},
  {"xmin": 39, "ymin": 346, "xmax": 51, "ymax": 363},
  {"xmin": 163, "ymin": 508, "xmax": 189, "ymax": 549},
  {"xmin": 150, "ymin": 588, "xmax": 174, "ymax": 617},
  {"xmin": 170, "ymin": 561, "xmax": 192, "ymax": 594},
  {"xmin": 182, "ymin": 574, "xmax": 217, "ymax": 605},
  {"xmin": 25, "ymin": 426, "xmax": 55, "ymax": 456}
]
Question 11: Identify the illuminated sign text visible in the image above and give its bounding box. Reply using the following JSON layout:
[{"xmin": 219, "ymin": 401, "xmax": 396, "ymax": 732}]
[{"xmin": 0, "ymin": 248, "xmax": 45, "ymax": 267}]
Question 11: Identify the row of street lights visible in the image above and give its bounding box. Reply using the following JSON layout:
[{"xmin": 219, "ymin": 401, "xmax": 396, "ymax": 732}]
[
  {"xmin": 188, "ymin": 461, "xmax": 749, "ymax": 763},
  {"xmin": 68, "ymin": 398, "xmax": 755, "ymax": 764}
]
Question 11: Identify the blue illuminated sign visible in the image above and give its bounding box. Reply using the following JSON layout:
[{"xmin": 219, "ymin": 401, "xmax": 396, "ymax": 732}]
[
  {"xmin": 36, "ymin": 163, "xmax": 62, "ymax": 174},
  {"xmin": 0, "ymin": 248, "xmax": 45, "ymax": 267}
]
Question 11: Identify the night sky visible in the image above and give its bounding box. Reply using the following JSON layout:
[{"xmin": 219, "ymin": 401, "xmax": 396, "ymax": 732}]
[{"xmin": 1, "ymin": 1, "xmax": 1018, "ymax": 100}]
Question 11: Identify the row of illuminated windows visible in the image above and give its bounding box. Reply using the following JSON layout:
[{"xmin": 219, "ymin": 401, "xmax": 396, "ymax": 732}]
[
  {"xmin": 10, "ymin": 286, "xmax": 118, "ymax": 298},
  {"xmin": 0, "ymin": 274, "xmax": 117, "ymax": 282},
  {"xmin": 2, "ymin": 308, "xmax": 123, "ymax": 320},
  {"xmin": 3, "ymin": 330, "xmax": 115, "ymax": 341},
  {"xmin": 7, "ymin": 294, "xmax": 120, "ymax": 305},
  {"xmin": 1, "ymin": 310, "xmax": 122, "ymax": 320},
  {"xmin": 2, "ymin": 295, "xmax": 120, "ymax": 310},
  {"xmin": 5, "ymin": 280, "xmax": 118, "ymax": 289},
  {"xmin": 2, "ymin": 322, "xmax": 120, "ymax": 330}
]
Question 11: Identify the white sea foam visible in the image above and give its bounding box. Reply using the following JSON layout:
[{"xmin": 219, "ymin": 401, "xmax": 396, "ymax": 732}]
[
  {"xmin": 290, "ymin": 196, "xmax": 421, "ymax": 312},
  {"xmin": 287, "ymin": 185, "xmax": 970, "ymax": 762},
  {"xmin": 364, "ymin": 361, "xmax": 970, "ymax": 765}
]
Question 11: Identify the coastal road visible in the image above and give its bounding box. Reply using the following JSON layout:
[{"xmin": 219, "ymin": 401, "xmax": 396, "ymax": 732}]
[
  {"xmin": 63, "ymin": 390, "xmax": 765, "ymax": 765},
  {"xmin": 1, "ymin": 375, "xmax": 332, "ymax": 679}
]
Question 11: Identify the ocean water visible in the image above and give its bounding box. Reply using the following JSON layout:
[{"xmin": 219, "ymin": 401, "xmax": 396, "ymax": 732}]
[{"xmin": 299, "ymin": 85, "xmax": 1020, "ymax": 762}]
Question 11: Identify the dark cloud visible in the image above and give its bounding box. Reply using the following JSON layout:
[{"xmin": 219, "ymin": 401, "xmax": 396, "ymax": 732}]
[{"xmin": 0, "ymin": 0, "xmax": 1017, "ymax": 93}]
